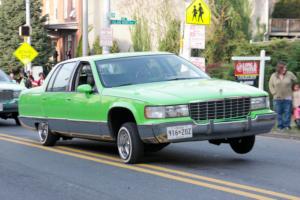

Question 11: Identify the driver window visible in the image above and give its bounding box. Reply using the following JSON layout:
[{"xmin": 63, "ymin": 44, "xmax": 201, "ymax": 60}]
[{"xmin": 73, "ymin": 63, "xmax": 97, "ymax": 93}]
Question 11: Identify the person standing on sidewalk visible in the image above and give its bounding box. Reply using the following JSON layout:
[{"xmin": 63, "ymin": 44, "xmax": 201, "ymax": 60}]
[{"xmin": 269, "ymin": 61, "xmax": 298, "ymax": 130}]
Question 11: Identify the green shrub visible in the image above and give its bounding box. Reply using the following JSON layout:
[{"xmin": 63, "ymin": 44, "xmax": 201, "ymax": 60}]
[
  {"xmin": 92, "ymin": 36, "xmax": 102, "ymax": 55},
  {"xmin": 130, "ymin": 16, "xmax": 151, "ymax": 51},
  {"xmin": 158, "ymin": 19, "xmax": 180, "ymax": 54},
  {"xmin": 110, "ymin": 40, "xmax": 120, "ymax": 53}
]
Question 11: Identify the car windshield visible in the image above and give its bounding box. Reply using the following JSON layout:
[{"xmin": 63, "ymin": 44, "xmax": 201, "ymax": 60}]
[
  {"xmin": 0, "ymin": 70, "xmax": 11, "ymax": 82},
  {"xmin": 95, "ymin": 54, "xmax": 210, "ymax": 87}
]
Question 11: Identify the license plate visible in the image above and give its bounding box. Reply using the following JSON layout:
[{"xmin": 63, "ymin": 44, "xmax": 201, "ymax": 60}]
[
  {"xmin": 167, "ymin": 125, "xmax": 193, "ymax": 140},
  {"xmin": 0, "ymin": 103, "xmax": 3, "ymax": 112}
]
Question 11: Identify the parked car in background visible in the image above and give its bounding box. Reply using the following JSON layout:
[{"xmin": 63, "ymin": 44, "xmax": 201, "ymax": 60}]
[
  {"xmin": 0, "ymin": 69, "xmax": 24, "ymax": 125},
  {"xmin": 18, "ymin": 52, "xmax": 276, "ymax": 163}
]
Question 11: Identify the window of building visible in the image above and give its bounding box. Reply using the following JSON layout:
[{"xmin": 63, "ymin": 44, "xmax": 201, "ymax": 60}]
[
  {"xmin": 54, "ymin": 0, "xmax": 58, "ymax": 20},
  {"xmin": 64, "ymin": 0, "xmax": 68, "ymax": 19}
]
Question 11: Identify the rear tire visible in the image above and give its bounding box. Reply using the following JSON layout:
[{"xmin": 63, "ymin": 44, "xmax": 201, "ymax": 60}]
[
  {"xmin": 144, "ymin": 143, "xmax": 169, "ymax": 152},
  {"xmin": 117, "ymin": 122, "xmax": 144, "ymax": 164},
  {"xmin": 230, "ymin": 135, "xmax": 255, "ymax": 154},
  {"xmin": 37, "ymin": 123, "xmax": 59, "ymax": 146}
]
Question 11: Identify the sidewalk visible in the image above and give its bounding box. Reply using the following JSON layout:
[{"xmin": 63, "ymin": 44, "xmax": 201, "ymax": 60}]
[{"xmin": 262, "ymin": 128, "xmax": 300, "ymax": 140}]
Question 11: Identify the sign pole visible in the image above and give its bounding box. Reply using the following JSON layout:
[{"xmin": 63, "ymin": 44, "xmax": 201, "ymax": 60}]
[
  {"xmin": 82, "ymin": 0, "xmax": 88, "ymax": 56},
  {"xmin": 102, "ymin": 0, "xmax": 111, "ymax": 54},
  {"xmin": 25, "ymin": 0, "xmax": 31, "ymax": 71},
  {"xmin": 259, "ymin": 50, "xmax": 266, "ymax": 90}
]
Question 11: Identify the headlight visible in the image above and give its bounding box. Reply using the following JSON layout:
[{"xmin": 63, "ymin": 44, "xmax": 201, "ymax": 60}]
[
  {"xmin": 251, "ymin": 97, "xmax": 269, "ymax": 110},
  {"xmin": 145, "ymin": 105, "xmax": 189, "ymax": 119},
  {"xmin": 13, "ymin": 91, "xmax": 21, "ymax": 98}
]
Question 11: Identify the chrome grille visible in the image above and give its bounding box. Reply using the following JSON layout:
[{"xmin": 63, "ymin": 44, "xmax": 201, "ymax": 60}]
[
  {"xmin": 0, "ymin": 90, "xmax": 13, "ymax": 102},
  {"xmin": 189, "ymin": 97, "xmax": 251, "ymax": 121}
]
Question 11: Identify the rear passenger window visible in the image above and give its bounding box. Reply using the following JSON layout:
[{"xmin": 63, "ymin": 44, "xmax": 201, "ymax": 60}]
[
  {"xmin": 51, "ymin": 62, "xmax": 76, "ymax": 92},
  {"xmin": 46, "ymin": 65, "xmax": 61, "ymax": 91}
]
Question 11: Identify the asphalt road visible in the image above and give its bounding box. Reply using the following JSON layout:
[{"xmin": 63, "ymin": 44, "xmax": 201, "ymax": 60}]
[{"xmin": 0, "ymin": 119, "xmax": 299, "ymax": 200}]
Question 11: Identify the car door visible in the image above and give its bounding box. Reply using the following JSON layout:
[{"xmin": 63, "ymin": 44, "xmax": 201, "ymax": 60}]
[
  {"xmin": 66, "ymin": 62, "xmax": 110, "ymax": 138},
  {"xmin": 42, "ymin": 62, "xmax": 77, "ymax": 133}
]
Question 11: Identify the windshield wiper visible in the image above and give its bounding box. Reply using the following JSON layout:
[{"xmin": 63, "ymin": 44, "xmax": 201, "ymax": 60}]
[
  {"xmin": 165, "ymin": 77, "xmax": 202, "ymax": 81},
  {"xmin": 115, "ymin": 83, "xmax": 135, "ymax": 87}
]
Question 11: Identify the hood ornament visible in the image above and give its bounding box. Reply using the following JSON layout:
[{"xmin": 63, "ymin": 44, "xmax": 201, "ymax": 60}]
[{"xmin": 219, "ymin": 88, "xmax": 223, "ymax": 95}]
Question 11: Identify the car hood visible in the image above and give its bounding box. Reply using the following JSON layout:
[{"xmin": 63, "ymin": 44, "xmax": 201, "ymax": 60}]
[
  {"xmin": 103, "ymin": 79, "xmax": 268, "ymax": 105},
  {"xmin": 0, "ymin": 82, "xmax": 24, "ymax": 91}
]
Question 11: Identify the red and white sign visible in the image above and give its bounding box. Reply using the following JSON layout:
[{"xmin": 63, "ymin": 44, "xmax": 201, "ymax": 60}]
[
  {"xmin": 234, "ymin": 61, "xmax": 260, "ymax": 76},
  {"xmin": 100, "ymin": 28, "xmax": 113, "ymax": 47},
  {"xmin": 190, "ymin": 25, "xmax": 205, "ymax": 49},
  {"xmin": 190, "ymin": 57, "xmax": 206, "ymax": 71}
]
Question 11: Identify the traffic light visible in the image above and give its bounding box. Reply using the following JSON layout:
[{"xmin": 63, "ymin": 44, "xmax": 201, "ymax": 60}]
[{"xmin": 19, "ymin": 26, "xmax": 31, "ymax": 37}]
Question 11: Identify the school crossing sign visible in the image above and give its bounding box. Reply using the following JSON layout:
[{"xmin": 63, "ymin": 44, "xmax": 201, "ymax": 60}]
[
  {"xmin": 14, "ymin": 42, "xmax": 38, "ymax": 65},
  {"xmin": 186, "ymin": 0, "xmax": 211, "ymax": 25}
]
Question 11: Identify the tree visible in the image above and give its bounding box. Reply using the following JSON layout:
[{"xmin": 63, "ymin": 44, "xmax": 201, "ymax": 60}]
[
  {"xmin": 272, "ymin": 0, "xmax": 300, "ymax": 18},
  {"xmin": 0, "ymin": 0, "xmax": 54, "ymax": 73},
  {"xmin": 204, "ymin": 0, "xmax": 251, "ymax": 64}
]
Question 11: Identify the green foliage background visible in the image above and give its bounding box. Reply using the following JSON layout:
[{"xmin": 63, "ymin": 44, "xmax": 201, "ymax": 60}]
[
  {"xmin": 208, "ymin": 40, "xmax": 300, "ymax": 94},
  {"xmin": 272, "ymin": 0, "xmax": 300, "ymax": 18},
  {"xmin": 0, "ymin": 0, "xmax": 54, "ymax": 73}
]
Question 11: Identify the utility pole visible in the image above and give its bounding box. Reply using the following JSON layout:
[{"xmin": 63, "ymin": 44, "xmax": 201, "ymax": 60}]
[
  {"xmin": 102, "ymin": 0, "xmax": 110, "ymax": 54},
  {"xmin": 82, "ymin": 0, "xmax": 88, "ymax": 56},
  {"xmin": 25, "ymin": 0, "xmax": 31, "ymax": 71}
]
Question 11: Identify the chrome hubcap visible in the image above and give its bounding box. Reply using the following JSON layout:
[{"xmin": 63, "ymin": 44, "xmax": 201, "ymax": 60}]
[
  {"xmin": 38, "ymin": 123, "xmax": 48, "ymax": 142},
  {"xmin": 117, "ymin": 128, "xmax": 131, "ymax": 160}
]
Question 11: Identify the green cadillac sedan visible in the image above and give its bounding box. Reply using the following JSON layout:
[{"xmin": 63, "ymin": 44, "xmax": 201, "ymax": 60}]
[{"xmin": 19, "ymin": 52, "xmax": 276, "ymax": 163}]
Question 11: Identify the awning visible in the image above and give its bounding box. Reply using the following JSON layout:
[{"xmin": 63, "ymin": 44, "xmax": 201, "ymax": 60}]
[{"xmin": 45, "ymin": 22, "xmax": 78, "ymax": 30}]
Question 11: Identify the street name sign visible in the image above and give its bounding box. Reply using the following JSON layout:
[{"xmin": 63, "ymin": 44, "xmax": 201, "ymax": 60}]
[
  {"xmin": 186, "ymin": 0, "xmax": 211, "ymax": 25},
  {"xmin": 111, "ymin": 17, "xmax": 136, "ymax": 25},
  {"xmin": 14, "ymin": 43, "xmax": 38, "ymax": 65}
]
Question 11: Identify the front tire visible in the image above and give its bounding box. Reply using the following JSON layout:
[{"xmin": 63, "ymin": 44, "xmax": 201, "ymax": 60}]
[
  {"xmin": 37, "ymin": 123, "xmax": 59, "ymax": 146},
  {"xmin": 117, "ymin": 122, "xmax": 144, "ymax": 164},
  {"xmin": 230, "ymin": 135, "xmax": 255, "ymax": 154}
]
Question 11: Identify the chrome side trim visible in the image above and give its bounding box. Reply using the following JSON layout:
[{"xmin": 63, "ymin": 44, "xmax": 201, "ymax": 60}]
[{"xmin": 19, "ymin": 115, "xmax": 107, "ymax": 123}]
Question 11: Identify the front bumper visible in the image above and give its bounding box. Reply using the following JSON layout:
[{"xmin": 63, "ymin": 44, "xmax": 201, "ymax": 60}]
[
  {"xmin": 0, "ymin": 100, "xmax": 18, "ymax": 118},
  {"xmin": 138, "ymin": 113, "xmax": 276, "ymax": 143}
]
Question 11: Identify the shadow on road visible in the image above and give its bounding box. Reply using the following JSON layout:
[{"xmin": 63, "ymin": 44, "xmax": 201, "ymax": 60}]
[{"xmin": 56, "ymin": 139, "xmax": 252, "ymax": 169}]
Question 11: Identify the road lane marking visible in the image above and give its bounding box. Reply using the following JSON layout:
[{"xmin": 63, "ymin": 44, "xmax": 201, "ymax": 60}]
[
  {"xmin": 0, "ymin": 133, "xmax": 299, "ymax": 200},
  {"xmin": 0, "ymin": 135, "xmax": 275, "ymax": 200}
]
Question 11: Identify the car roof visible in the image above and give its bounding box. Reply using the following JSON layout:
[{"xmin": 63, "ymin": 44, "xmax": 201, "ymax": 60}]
[{"xmin": 61, "ymin": 52, "xmax": 174, "ymax": 64}]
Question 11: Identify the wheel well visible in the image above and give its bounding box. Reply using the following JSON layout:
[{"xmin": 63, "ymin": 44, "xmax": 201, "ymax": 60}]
[{"xmin": 108, "ymin": 107, "xmax": 136, "ymax": 139}]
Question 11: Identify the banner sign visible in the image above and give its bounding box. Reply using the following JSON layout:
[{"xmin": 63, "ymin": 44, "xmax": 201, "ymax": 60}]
[
  {"xmin": 234, "ymin": 61, "xmax": 260, "ymax": 87},
  {"xmin": 234, "ymin": 61, "xmax": 260, "ymax": 76}
]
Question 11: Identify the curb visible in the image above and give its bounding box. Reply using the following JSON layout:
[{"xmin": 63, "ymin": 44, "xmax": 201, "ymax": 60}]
[{"xmin": 261, "ymin": 131, "xmax": 300, "ymax": 141}]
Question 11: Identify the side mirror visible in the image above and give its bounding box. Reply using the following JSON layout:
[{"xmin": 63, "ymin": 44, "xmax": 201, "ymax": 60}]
[{"xmin": 77, "ymin": 84, "xmax": 92, "ymax": 94}]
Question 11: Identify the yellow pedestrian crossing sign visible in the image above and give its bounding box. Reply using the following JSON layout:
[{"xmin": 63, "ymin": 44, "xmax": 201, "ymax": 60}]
[
  {"xmin": 14, "ymin": 42, "xmax": 38, "ymax": 65},
  {"xmin": 186, "ymin": 0, "xmax": 211, "ymax": 25}
]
